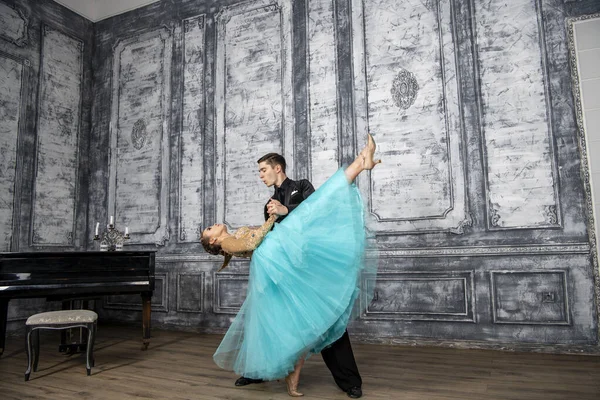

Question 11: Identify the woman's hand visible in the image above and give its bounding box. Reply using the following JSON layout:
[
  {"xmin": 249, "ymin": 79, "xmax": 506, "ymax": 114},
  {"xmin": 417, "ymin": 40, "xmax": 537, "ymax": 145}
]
[{"xmin": 267, "ymin": 199, "xmax": 288, "ymax": 216}]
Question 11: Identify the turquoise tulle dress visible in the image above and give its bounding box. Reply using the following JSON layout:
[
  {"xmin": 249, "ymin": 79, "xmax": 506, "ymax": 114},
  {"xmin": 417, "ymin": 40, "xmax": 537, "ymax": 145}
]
[{"xmin": 213, "ymin": 169, "xmax": 373, "ymax": 380}]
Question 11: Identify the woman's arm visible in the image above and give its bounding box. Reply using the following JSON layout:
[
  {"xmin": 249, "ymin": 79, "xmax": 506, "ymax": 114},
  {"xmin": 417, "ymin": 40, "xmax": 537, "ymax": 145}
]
[{"xmin": 221, "ymin": 214, "xmax": 278, "ymax": 255}]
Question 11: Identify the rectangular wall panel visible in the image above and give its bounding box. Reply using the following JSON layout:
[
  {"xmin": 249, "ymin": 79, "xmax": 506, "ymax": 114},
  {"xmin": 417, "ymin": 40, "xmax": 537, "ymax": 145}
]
[
  {"xmin": 491, "ymin": 271, "xmax": 570, "ymax": 325},
  {"xmin": 176, "ymin": 272, "xmax": 205, "ymax": 313},
  {"xmin": 180, "ymin": 15, "xmax": 206, "ymax": 242},
  {"xmin": 0, "ymin": 52, "xmax": 26, "ymax": 251},
  {"xmin": 362, "ymin": 272, "xmax": 474, "ymax": 321},
  {"xmin": 32, "ymin": 26, "xmax": 83, "ymax": 246},
  {"xmin": 104, "ymin": 273, "xmax": 168, "ymax": 313},
  {"xmin": 0, "ymin": 2, "xmax": 28, "ymax": 46},
  {"xmin": 215, "ymin": 0, "xmax": 294, "ymax": 229},
  {"xmin": 108, "ymin": 28, "xmax": 172, "ymax": 245},
  {"xmin": 213, "ymin": 273, "xmax": 248, "ymax": 314},
  {"xmin": 307, "ymin": 0, "xmax": 340, "ymax": 187},
  {"xmin": 352, "ymin": 0, "xmax": 470, "ymax": 234},
  {"xmin": 474, "ymin": 0, "xmax": 560, "ymax": 229}
]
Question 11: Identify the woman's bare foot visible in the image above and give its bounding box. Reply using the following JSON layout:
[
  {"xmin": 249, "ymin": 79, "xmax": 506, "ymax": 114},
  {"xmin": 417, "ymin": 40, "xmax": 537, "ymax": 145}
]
[
  {"xmin": 359, "ymin": 133, "xmax": 381, "ymax": 170},
  {"xmin": 285, "ymin": 374, "xmax": 303, "ymax": 397}
]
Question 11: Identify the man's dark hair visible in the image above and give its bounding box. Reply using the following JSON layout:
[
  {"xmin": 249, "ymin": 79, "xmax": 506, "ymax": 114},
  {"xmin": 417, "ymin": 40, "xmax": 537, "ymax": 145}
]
[{"xmin": 257, "ymin": 153, "xmax": 286, "ymax": 174}]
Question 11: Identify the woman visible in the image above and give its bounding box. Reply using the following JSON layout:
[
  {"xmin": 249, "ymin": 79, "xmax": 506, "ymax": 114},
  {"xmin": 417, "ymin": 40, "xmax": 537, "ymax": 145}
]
[{"xmin": 201, "ymin": 134, "xmax": 380, "ymax": 396}]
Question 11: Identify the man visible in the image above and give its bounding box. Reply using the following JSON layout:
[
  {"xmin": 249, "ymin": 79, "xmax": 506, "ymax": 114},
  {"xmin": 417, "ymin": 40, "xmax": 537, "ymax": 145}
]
[{"xmin": 233, "ymin": 153, "xmax": 363, "ymax": 399}]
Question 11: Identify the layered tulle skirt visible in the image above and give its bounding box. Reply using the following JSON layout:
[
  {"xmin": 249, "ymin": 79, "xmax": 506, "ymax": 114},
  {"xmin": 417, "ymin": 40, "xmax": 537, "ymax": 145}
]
[{"xmin": 213, "ymin": 169, "xmax": 371, "ymax": 380}]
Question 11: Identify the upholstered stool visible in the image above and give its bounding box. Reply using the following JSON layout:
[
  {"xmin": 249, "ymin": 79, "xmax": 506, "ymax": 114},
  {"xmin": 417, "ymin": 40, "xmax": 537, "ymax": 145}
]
[{"xmin": 25, "ymin": 310, "xmax": 98, "ymax": 381}]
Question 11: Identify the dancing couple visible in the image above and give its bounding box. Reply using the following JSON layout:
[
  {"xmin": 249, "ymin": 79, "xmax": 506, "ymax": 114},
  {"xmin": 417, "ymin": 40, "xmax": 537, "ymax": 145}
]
[{"xmin": 201, "ymin": 134, "xmax": 381, "ymax": 398}]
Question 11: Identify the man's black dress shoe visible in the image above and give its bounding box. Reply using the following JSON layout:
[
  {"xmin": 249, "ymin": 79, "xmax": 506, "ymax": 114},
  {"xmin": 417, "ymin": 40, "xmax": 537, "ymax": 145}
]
[
  {"xmin": 235, "ymin": 376, "xmax": 264, "ymax": 386},
  {"xmin": 347, "ymin": 386, "xmax": 362, "ymax": 398}
]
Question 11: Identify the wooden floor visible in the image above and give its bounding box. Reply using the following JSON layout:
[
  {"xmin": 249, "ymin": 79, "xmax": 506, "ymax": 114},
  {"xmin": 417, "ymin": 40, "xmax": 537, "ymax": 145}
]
[{"xmin": 1, "ymin": 326, "xmax": 599, "ymax": 400}]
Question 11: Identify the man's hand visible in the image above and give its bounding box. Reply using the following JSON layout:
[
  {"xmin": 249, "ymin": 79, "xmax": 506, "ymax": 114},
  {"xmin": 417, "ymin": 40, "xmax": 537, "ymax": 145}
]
[{"xmin": 267, "ymin": 199, "xmax": 288, "ymax": 216}]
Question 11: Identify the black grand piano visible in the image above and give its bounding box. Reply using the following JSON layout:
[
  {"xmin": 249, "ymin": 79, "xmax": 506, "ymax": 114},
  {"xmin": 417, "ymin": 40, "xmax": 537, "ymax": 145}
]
[{"xmin": 0, "ymin": 251, "xmax": 155, "ymax": 356}]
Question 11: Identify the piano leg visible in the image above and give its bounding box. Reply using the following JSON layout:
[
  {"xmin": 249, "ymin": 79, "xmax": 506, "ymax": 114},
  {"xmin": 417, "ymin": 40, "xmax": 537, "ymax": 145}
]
[
  {"xmin": 0, "ymin": 299, "xmax": 8, "ymax": 356},
  {"xmin": 141, "ymin": 292, "xmax": 152, "ymax": 350}
]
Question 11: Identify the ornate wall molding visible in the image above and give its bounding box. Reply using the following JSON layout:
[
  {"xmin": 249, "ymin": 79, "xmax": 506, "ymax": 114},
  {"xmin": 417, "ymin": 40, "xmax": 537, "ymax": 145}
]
[
  {"xmin": 154, "ymin": 243, "xmax": 590, "ymax": 262},
  {"xmin": 352, "ymin": 0, "xmax": 470, "ymax": 234},
  {"xmin": 179, "ymin": 14, "xmax": 206, "ymax": 243},
  {"xmin": 31, "ymin": 25, "xmax": 83, "ymax": 247},
  {"xmin": 369, "ymin": 243, "xmax": 590, "ymax": 258},
  {"xmin": 0, "ymin": 2, "xmax": 28, "ymax": 47},
  {"xmin": 214, "ymin": 0, "xmax": 295, "ymax": 230},
  {"xmin": 472, "ymin": 0, "xmax": 561, "ymax": 230},
  {"xmin": 108, "ymin": 27, "xmax": 172, "ymax": 246},
  {"xmin": 157, "ymin": 254, "xmax": 215, "ymax": 262}
]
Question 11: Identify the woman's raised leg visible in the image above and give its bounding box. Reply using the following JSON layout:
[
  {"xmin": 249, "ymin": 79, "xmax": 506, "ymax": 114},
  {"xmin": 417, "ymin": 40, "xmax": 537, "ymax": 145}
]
[{"xmin": 345, "ymin": 133, "xmax": 381, "ymax": 183}]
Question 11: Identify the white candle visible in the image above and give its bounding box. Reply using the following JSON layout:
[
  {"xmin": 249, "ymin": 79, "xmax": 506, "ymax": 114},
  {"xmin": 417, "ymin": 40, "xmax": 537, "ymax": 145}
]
[
  {"xmin": 110, "ymin": 216, "xmax": 114, "ymax": 225},
  {"xmin": 125, "ymin": 227, "xmax": 129, "ymax": 235},
  {"xmin": 95, "ymin": 222, "xmax": 99, "ymax": 236}
]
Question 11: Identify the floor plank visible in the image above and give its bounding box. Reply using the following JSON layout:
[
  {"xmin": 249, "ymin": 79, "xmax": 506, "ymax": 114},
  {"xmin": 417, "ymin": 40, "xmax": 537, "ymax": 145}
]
[{"xmin": 0, "ymin": 326, "xmax": 598, "ymax": 399}]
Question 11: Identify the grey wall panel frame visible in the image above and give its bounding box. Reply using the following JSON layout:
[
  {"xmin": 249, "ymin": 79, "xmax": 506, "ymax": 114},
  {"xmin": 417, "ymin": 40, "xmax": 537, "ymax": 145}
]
[
  {"xmin": 306, "ymin": 0, "xmax": 341, "ymax": 187},
  {"xmin": 0, "ymin": 1, "xmax": 28, "ymax": 47},
  {"xmin": 566, "ymin": 12, "xmax": 600, "ymax": 341},
  {"xmin": 179, "ymin": 14, "xmax": 206, "ymax": 243},
  {"xmin": 0, "ymin": 50, "xmax": 29, "ymax": 251},
  {"xmin": 214, "ymin": 0, "xmax": 295, "ymax": 230},
  {"xmin": 361, "ymin": 271, "xmax": 475, "ymax": 322},
  {"xmin": 472, "ymin": 0, "xmax": 561, "ymax": 230},
  {"xmin": 176, "ymin": 271, "xmax": 206, "ymax": 313},
  {"xmin": 351, "ymin": 0, "xmax": 470, "ymax": 235},
  {"xmin": 490, "ymin": 270, "xmax": 570, "ymax": 325},
  {"xmin": 31, "ymin": 24, "xmax": 83, "ymax": 247},
  {"xmin": 108, "ymin": 27, "xmax": 172, "ymax": 246},
  {"xmin": 213, "ymin": 271, "xmax": 249, "ymax": 314}
]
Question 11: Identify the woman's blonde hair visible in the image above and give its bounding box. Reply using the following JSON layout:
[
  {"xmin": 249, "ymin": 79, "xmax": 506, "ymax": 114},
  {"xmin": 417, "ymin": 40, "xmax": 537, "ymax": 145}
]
[{"xmin": 200, "ymin": 233, "xmax": 233, "ymax": 271}]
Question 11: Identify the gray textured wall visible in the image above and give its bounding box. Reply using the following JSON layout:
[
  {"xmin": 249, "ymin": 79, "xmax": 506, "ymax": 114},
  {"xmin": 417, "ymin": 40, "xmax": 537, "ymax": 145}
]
[
  {"xmin": 0, "ymin": 0, "xmax": 93, "ymax": 330},
  {"xmin": 2, "ymin": 0, "xmax": 600, "ymax": 348}
]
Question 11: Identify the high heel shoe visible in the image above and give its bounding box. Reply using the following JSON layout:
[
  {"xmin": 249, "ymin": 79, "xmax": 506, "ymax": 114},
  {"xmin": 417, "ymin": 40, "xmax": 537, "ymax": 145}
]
[
  {"xmin": 360, "ymin": 133, "xmax": 381, "ymax": 170},
  {"xmin": 285, "ymin": 375, "xmax": 304, "ymax": 397}
]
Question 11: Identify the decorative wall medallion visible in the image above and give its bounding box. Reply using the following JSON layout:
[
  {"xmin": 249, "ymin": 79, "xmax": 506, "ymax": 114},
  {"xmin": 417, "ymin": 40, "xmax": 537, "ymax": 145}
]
[
  {"xmin": 131, "ymin": 118, "xmax": 148, "ymax": 150},
  {"xmin": 390, "ymin": 68, "xmax": 418, "ymax": 110},
  {"xmin": 156, "ymin": 226, "xmax": 170, "ymax": 246},
  {"xmin": 449, "ymin": 213, "xmax": 473, "ymax": 235}
]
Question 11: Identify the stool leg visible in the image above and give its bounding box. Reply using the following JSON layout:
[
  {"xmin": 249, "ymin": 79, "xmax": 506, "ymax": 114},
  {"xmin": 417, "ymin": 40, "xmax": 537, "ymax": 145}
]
[
  {"xmin": 85, "ymin": 324, "xmax": 94, "ymax": 375},
  {"xmin": 25, "ymin": 328, "xmax": 33, "ymax": 381},
  {"xmin": 33, "ymin": 329, "xmax": 40, "ymax": 372},
  {"xmin": 89, "ymin": 322, "xmax": 96, "ymax": 367}
]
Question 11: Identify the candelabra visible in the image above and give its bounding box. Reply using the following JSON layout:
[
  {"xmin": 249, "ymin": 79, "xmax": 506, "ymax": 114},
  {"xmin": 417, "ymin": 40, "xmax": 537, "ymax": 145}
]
[{"xmin": 93, "ymin": 217, "xmax": 130, "ymax": 251}]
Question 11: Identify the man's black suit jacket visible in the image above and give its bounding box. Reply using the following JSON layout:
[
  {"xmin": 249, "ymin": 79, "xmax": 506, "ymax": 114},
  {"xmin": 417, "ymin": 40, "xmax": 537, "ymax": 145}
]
[{"xmin": 264, "ymin": 177, "xmax": 315, "ymax": 222}]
